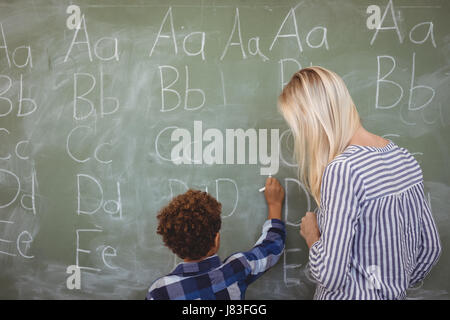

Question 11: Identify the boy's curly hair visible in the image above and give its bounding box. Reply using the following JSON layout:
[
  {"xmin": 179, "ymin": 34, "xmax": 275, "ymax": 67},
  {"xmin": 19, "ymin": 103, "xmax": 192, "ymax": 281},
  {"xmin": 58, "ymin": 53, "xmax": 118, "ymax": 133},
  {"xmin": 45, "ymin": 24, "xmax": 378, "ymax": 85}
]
[{"xmin": 156, "ymin": 189, "xmax": 222, "ymax": 260}]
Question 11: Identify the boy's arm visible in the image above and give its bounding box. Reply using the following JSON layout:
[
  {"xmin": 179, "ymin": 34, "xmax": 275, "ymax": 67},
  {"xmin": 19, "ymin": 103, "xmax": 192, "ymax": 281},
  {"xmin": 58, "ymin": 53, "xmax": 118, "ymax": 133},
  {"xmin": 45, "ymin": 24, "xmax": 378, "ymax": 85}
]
[
  {"xmin": 224, "ymin": 177, "xmax": 286, "ymax": 285},
  {"xmin": 240, "ymin": 218, "xmax": 285, "ymax": 285}
]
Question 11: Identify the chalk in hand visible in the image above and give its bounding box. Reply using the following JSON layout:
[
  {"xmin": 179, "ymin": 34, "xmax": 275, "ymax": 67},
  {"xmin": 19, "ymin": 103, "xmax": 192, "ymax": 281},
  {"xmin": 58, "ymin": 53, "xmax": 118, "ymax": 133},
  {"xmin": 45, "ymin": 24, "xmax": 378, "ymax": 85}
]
[{"xmin": 259, "ymin": 174, "xmax": 272, "ymax": 192}]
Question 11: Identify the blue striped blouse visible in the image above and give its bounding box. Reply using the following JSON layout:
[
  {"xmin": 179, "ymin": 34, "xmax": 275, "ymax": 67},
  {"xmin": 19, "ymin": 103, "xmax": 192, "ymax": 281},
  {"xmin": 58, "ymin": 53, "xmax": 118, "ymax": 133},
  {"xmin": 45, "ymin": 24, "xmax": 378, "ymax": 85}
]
[{"xmin": 309, "ymin": 140, "xmax": 442, "ymax": 300}]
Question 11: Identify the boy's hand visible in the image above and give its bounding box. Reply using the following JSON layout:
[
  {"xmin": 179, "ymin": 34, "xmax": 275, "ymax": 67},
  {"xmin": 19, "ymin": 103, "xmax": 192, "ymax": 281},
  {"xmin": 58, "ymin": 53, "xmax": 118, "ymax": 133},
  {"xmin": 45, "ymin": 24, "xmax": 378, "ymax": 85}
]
[{"xmin": 264, "ymin": 177, "xmax": 285, "ymax": 220}]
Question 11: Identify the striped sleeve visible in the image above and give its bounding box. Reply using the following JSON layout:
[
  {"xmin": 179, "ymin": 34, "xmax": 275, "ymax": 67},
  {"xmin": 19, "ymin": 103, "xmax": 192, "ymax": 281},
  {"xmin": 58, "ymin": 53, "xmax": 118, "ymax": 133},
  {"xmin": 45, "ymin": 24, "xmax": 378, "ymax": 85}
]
[
  {"xmin": 409, "ymin": 190, "xmax": 442, "ymax": 286},
  {"xmin": 309, "ymin": 160, "xmax": 361, "ymax": 292},
  {"xmin": 225, "ymin": 219, "xmax": 285, "ymax": 285}
]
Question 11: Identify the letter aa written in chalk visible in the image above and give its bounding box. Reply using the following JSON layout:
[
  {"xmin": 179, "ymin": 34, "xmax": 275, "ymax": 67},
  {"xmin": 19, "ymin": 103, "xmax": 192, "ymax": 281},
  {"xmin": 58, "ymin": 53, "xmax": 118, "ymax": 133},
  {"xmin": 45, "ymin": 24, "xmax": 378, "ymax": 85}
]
[
  {"xmin": 64, "ymin": 15, "xmax": 119, "ymax": 62},
  {"xmin": 0, "ymin": 23, "xmax": 33, "ymax": 68}
]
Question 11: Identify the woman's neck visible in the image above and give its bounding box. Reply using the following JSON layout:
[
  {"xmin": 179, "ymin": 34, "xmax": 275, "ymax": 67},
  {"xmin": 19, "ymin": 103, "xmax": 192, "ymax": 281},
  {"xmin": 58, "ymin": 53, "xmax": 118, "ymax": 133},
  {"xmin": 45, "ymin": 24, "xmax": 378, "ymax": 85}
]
[{"xmin": 348, "ymin": 126, "xmax": 390, "ymax": 148}]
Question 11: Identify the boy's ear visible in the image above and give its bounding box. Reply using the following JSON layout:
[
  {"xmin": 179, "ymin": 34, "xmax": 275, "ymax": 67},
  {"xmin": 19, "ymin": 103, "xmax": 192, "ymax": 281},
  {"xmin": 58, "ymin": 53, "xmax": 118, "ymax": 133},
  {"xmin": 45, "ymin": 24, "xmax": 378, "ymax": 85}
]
[{"xmin": 215, "ymin": 232, "xmax": 220, "ymax": 249}]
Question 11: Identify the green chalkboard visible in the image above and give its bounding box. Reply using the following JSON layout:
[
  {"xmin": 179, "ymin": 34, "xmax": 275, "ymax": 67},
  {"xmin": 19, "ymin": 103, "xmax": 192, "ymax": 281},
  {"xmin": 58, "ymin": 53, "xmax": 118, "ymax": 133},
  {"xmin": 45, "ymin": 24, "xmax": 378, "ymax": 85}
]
[{"xmin": 0, "ymin": 0, "xmax": 448, "ymax": 299}]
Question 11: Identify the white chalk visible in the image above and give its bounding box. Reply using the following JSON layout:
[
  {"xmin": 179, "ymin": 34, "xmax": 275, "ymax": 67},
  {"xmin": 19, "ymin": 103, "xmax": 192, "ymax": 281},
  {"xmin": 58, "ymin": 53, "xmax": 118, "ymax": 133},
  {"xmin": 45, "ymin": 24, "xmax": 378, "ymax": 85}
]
[{"xmin": 259, "ymin": 174, "xmax": 272, "ymax": 192}]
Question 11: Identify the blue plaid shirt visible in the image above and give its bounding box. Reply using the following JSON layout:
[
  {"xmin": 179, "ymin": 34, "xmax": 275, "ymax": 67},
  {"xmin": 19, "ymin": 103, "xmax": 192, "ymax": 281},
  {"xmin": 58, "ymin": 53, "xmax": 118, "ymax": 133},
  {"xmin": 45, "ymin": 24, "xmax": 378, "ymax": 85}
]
[{"xmin": 146, "ymin": 219, "xmax": 285, "ymax": 300}]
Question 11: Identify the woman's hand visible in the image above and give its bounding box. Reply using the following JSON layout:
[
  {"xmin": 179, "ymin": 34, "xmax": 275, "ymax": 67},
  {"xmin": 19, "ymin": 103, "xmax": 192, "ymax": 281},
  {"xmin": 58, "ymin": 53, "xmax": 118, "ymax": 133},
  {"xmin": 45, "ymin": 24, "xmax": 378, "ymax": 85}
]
[
  {"xmin": 300, "ymin": 212, "xmax": 321, "ymax": 248},
  {"xmin": 264, "ymin": 177, "xmax": 285, "ymax": 220}
]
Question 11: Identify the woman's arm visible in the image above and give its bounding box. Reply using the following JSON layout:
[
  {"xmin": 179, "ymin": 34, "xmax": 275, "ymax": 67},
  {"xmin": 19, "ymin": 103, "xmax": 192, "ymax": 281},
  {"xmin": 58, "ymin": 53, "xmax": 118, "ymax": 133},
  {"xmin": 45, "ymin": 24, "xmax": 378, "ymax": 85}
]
[
  {"xmin": 307, "ymin": 160, "xmax": 360, "ymax": 292},
  {"xmin": 409, "ymin": 189, "xmax": 442, "ymax": 287}
]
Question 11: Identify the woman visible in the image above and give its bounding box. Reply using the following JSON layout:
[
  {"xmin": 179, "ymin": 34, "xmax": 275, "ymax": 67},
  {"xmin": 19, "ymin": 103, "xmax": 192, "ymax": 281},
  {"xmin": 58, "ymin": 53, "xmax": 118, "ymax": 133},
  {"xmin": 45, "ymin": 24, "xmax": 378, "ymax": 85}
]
[{"xmin": 278, "ymin": 66, "xmax": 442, "ymax": 300}]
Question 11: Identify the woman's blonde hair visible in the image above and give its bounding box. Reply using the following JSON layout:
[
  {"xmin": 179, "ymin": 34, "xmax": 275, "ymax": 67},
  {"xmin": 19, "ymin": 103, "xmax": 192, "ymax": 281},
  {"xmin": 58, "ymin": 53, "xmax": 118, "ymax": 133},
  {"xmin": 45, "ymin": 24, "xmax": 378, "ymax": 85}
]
[{"xmin": 278, "ymin": 66, "xmax": 361, "ymax": 206}]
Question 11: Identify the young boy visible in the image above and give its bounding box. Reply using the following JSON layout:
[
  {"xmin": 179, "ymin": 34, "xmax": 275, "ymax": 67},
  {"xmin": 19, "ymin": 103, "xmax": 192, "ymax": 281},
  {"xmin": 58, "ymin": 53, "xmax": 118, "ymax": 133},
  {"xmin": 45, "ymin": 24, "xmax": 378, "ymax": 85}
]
[{"xmin": 146, "ymin": 177, "xmax": 286, "ymax": 300}]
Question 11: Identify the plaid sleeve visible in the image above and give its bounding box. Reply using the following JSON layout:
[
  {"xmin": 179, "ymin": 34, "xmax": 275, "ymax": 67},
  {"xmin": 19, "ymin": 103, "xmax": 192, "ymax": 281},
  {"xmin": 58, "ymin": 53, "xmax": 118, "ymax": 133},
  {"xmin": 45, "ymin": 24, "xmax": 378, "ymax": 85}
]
[{"xmin": 226, "ymin": 219, "xmax": 286, "ymax": 285}]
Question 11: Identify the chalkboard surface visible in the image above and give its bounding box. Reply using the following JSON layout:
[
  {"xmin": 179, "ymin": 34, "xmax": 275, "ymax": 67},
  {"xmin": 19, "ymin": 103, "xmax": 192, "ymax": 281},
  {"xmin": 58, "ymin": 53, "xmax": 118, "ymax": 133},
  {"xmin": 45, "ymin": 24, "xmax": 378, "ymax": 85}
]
[{"xmin": 0, "ymin": 0, "xmax": 448, "ymax": 299}]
